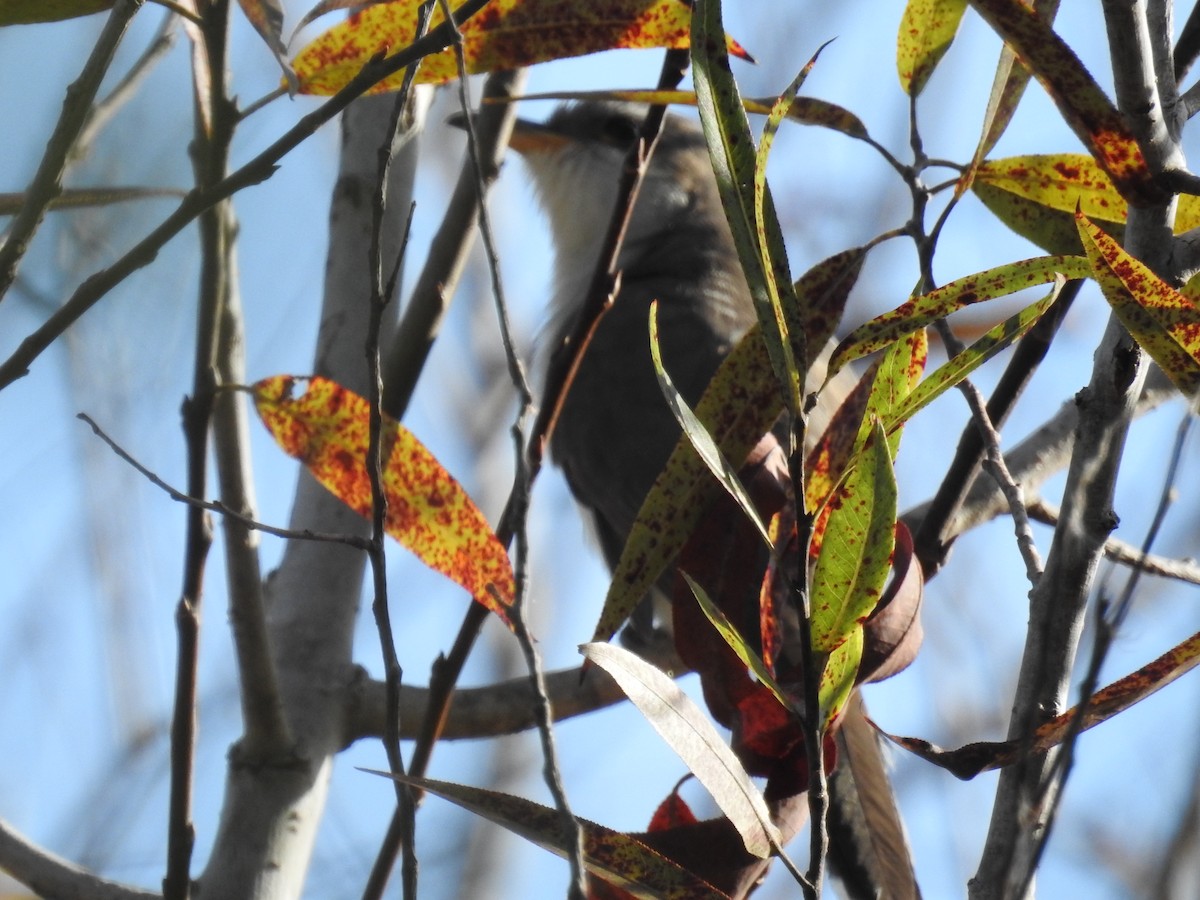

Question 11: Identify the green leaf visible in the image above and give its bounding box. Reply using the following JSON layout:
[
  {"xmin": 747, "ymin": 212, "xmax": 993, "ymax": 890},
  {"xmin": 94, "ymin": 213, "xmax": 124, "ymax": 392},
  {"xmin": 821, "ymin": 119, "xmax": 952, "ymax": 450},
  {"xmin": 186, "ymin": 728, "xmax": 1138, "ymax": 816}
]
[
  {"xmin": 649, "ymin": 303, "xmax": 772, "ymax": 547},
  {"xmin": 682, "ymin": 571, "xmax": 796, "ymax": 712},
  {"xmin": 692, "ymin": 0, "xmax": 799, "ymax": 412},
  {"xmin": 862, "ymin": 326, "xmax": 927, "ymax": 458},
  {"xmin": 897, "ymin": 0, "xmax": 968, "ymax": 96},
  {"xmin": 810, "ymin": 422, "xmax": 897, "ymax": 723},
  {"xmin": 581, "ymin": 642, "xmax": 781, "ymax": 858},
  {"xmin": 886, "ymin": 284, "xmax": 1062, "ymax": 431}
]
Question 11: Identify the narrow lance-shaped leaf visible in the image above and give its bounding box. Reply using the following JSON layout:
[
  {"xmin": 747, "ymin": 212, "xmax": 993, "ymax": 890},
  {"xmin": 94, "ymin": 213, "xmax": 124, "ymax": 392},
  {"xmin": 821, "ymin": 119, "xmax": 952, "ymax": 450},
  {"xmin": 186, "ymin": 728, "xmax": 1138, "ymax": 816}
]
[
  {"xmin": 968, "ymin": 0, "xmax": 1161, "ymax": 205},
  {"xmin": 828, "ymin": 254, "xmax": 1092, "ymax": 375},
  {"xmin": 0, "ymin": 187, "xmax": 185, "ymax": 216},
  {"xmin": 597, "ymin": 248, "xmax": 865, "ymax": 644},
  {"xmin": 291, "ymin": 0, "xmax": 752, "ymax": 95},
  {"xmin": 369, "ymin": 773, "xmax": 730, "ymax": 898},
  {"xmin": 0, "ymin": 0, "xmax": 112, "ymax": 24},
  {"xmin": 251, "ymin": 376, "xmax": 515, "ymax": 625},
  {"xmin": 649, "ymin": 303, "xmax": 771, "ymax": 547},
  {"xmin": 237, "ymin": 0, "xmax": 287, "ymax": 58},
  {"xmin": 886, "ymin": 284, "xmax": 1062, "ymax": 432},
  {"xmin": 809, "ymin": 329, "xmax": 920, "ymax": 557},
  {"xmin": 595, "ymin": 321, "xmax": 779, "ymax": 643},
  {"xmin": 755, "ymin": 52, "xmax": 827, "ymax": 376},
  {"xmin": 897, "ymin": 0, "xmax": 968, "ymax": 96},
  {"xmin": 882, "ymin": 628, "xmax": 1200, "ymax": 780},
  {"xmin": 810, "ymin": 422, "xmax": 897, "ymax": 724},
  {"xmin": 582, "ymin": 642, "xmax": 781, "ymax": 859},
  {"xmin": 518, "ymin": 88, "xmax": 872, "ymax": 144},
  {"xmin": 861, "ymin": 326, "xmax": 927, "ymax": 458},
  {"xmin": 682, "ymin": 571, "xmax": 796, "ymax": 713},
  {"xmin": 692, "ymin": 0, "xmax": 800, "ymax": 413},
  {"xmin": 1075, "ymin": 209, "xmax": 1200, "ymax": 395}
]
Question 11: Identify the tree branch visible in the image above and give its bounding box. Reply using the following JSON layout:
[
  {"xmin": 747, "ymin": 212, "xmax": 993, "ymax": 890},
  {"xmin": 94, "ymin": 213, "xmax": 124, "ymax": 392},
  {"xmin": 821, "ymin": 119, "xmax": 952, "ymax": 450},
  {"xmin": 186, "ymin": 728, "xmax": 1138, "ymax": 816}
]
[
  {"xmin": 0, "ymin": 0, "xmax": 143, "ymax": 303},
  {"xmin": 0, "ymin": 818, "xmax": 159, "ymax": 900}
]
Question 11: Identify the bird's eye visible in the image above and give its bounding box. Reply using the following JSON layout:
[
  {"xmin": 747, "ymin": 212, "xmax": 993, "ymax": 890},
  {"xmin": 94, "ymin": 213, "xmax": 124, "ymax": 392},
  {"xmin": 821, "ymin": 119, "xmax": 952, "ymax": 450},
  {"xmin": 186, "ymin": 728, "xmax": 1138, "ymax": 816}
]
[{"xmin": 600, "ymin": 114, "xmax": 640, "ymax": 147}]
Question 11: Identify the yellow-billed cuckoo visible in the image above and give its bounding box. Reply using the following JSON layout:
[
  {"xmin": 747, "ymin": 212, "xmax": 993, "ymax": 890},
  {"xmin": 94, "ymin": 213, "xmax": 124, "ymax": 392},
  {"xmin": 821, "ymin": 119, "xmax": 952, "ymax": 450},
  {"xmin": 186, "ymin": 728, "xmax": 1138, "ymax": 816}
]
[{"xmin": 509, "ymin": 102, "xmax": 918, "ymax": 899}]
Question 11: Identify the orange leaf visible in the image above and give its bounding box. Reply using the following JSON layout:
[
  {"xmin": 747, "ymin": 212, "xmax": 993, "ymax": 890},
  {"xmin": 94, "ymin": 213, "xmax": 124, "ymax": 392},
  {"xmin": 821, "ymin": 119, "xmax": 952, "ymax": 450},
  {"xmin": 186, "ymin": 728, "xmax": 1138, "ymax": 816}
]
[
  {"xmin": 291, "ymin": 0, "xmax": 752, "ymax": 95},
  {"xmin": 252, "ymin": 376, "xmax": 514, "ymax": 625}
]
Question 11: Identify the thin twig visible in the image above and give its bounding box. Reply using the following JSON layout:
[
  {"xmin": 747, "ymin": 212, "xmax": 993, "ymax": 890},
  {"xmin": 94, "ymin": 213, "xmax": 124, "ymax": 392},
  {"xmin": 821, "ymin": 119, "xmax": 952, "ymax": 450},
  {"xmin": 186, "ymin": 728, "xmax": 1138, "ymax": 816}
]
[
  {"xmin": 0, "ymin": 0, "xmax": 496, "ymax": 392},
  {"xmin": 439, "ymin": 5, "xmax": 584, "ymax": 892},
  {"xmin": 406, "ymin": 46, "xmax": 691, "ymax": 789},
  {"xmin": 164, "ymin": 3, "xmax": 241, "ymax": 894},
  {"xmin": 914, "ymin": 281, "xmax": 1080, "ymax": 576},
  {"xmin": 942, "ymin": 331, "xmax": 1045, "ymax": 584},
  {"xmin": 75, "ymin": 9, "xmax": 179, "ymax": 159},
  {"xmin": 360, "ymin": 15, "xmax": 430, "ymax": 897},
  {"xmin": 77, "ymin": 412, "xmax": 372, "ymax": 550},
  {"xmin": 0, "ymin": 0, "xmax": 143, "ymax": 302},
  {"xmin": 1027, "ymin": 498, "xmax": 1200, "ymax": 586}
]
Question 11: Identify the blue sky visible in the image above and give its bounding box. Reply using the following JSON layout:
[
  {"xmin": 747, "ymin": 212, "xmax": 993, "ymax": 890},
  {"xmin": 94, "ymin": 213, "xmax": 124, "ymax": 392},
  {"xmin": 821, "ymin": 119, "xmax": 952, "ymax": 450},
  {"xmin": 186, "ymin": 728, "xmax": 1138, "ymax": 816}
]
[{"xmin": 1, "ymin": 3, "xmax": 1198, "ymax": 898}]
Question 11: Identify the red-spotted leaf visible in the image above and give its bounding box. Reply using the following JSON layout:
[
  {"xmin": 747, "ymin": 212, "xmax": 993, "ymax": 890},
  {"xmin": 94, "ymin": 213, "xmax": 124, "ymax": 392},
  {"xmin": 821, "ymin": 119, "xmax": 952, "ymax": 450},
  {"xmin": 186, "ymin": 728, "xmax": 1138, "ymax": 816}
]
[
  {"xmin": 968, "ymin": 0, "xmax": 1160, "ymax": 205},
  {"xmin": 862, "ymin": 326, "xmax": 927, "ymax": 458},
  {"xmin": 882, "ymin": 628, "xmax": 1200, "ymax": 780},
  {"xmin": 885, "ymin": 284, "xmax": 1062, "ymax": 431},
  {"xmin": 971, "ymin": 0, "xmax": 1061, "ymax": 161},
  {"xmin": 973, "ymin": 154, "xmax": 1200, "ymax": 253},
  {"xmin": 582, "ymin": 642, "xmax": 781, "ymax": 859},
  {"xmin": 371, "ymin": 773, "xmax": 729, "ymax": 898},
  {"xmin": 596, "ymin": 322, "xmax": 779, "ymax": 644},
  {"xmin": 976, "ymin": 154, "xmax": 1127, "ymax": 223},
  {"xmin": 810, "ymin": 421, "xmax": 897, "ymax": 724},
  {"xmin": 1075, "ymin": 210, "xmax": 1200, "ymax": 394},
  {"xmin": 805, "ymin": 360, "xmax": 878, "ymax": 520},
  {"xmin": 291, "ymin": 0, "xmax": 751, "ymax": 95},
  {"xmin": 828, "ymin": 255, "xmax": 1092, "ymax": 375},
  {"xmin": 897, "ymin": 0, "xmax": 968, "ymax": 97},
  {"xmin": 252, "ymin": 376, "xmax": 514, "ymax": 624}
]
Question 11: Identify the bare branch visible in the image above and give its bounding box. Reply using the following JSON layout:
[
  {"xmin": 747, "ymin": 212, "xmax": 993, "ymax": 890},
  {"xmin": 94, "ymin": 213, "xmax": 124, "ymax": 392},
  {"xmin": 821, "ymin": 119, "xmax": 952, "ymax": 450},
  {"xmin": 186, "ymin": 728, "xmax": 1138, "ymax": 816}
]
[
  {"xmin": 0, "ymin": 0, "xmax": 143, "ymax": 302},
  {"xmin": 0, "ymin": 818, "xmax": 159, "ymax": 900}
]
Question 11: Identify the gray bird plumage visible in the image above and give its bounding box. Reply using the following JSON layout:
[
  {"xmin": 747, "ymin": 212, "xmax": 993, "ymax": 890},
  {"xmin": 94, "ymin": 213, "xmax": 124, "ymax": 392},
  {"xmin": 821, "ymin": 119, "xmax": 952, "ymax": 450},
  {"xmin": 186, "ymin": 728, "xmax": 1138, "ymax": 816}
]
[
  {"xmin": 518, "ymin": 102, "xmax": 760, "ymax": 582},
  {"xmin": 512, "ymin": 102, "xmax": 917, "ymax": 900}
]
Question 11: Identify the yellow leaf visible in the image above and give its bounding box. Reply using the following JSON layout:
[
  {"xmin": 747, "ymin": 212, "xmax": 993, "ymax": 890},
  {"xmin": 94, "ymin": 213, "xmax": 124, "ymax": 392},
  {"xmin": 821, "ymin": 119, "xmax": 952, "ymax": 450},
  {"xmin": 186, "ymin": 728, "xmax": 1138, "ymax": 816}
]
[
  {"xmin": 291, "ymin": 0, "xmax": 752, "ymax": 95},
  {"xmin": 252, "ymin": 376, "xmax": 515, "ymax": 624},
  {"xmin": 897, "ymin": 0, "xmax": 967, "ymax": 96},
  {"xmin": 1075, "ymin": 211, "xmax": 1200, "ymax": 395}
]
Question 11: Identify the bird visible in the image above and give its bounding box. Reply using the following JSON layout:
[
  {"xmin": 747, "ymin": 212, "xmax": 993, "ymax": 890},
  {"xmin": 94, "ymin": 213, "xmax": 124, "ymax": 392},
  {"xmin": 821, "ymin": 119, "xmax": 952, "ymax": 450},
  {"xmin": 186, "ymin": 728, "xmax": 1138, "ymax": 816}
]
[
  {"xmin": 510, "ymin": 102, "xmax": 846, "ymax": 637},
  {"xmin": 506, "ymin": 100, "xmax": 919, "ymax": 900}
]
